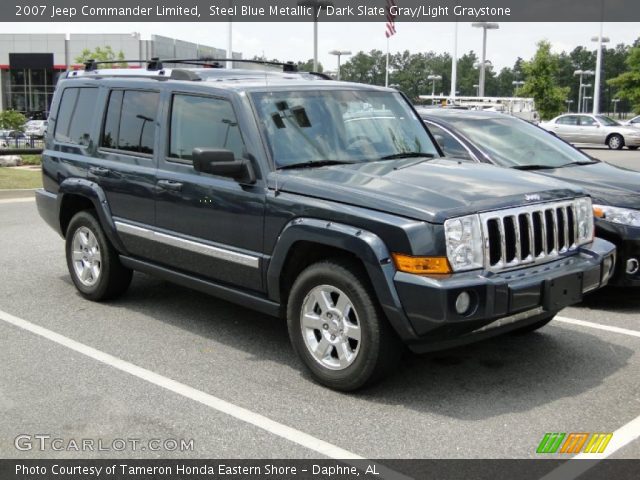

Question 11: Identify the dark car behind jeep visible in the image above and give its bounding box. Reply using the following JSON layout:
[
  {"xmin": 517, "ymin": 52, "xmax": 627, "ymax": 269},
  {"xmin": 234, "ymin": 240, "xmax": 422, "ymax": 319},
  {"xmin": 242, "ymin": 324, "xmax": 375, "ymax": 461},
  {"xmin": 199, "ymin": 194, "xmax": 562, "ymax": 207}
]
[
  {"xmin": 36, "ymin": 60, "xmax": 616, "ymax": 390},
  {"xmin": 418, "ymin": 108, "xmax": 640, "ymax": 287}
]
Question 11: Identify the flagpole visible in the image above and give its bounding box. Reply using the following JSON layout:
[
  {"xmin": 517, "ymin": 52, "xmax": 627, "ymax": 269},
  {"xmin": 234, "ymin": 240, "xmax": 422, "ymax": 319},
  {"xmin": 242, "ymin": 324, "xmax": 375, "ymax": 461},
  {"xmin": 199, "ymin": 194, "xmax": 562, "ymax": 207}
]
[
  {"xmin": 450, "ymin": 22, "xmax": 458, "ymax": 99},
  {"xmin": 385, "ymin": 36, "xmax": 390, "ymax": 87}
]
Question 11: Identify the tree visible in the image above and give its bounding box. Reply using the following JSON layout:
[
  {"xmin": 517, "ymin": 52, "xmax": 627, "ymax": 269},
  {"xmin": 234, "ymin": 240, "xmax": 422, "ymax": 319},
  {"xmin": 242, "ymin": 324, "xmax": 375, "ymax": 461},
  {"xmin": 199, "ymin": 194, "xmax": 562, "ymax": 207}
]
[
  {"xmin": 75, "ymin": 46, "xmax": 128, "ymax": 68},
  {"xmin": 520, "ymin": 41, "xmax": 569, "ymax": 120},
  {"xmin": 0, "ymin": 110, "xmax": 27, "ymax": 131},
  {"xmin": 608, "ymin": 45, "xmax": 640, "ymax": 113},
  {"xmin": 340, "ymin": 50, "xmax": 387, "ymax": 86}
]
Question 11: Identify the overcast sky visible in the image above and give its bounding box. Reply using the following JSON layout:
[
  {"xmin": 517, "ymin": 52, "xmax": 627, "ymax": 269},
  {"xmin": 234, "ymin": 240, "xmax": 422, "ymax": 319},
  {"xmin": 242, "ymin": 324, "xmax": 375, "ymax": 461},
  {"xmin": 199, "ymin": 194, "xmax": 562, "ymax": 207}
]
[{"xmin": 2, "ymin": 22, "xmax": 639, "ymax": 72}]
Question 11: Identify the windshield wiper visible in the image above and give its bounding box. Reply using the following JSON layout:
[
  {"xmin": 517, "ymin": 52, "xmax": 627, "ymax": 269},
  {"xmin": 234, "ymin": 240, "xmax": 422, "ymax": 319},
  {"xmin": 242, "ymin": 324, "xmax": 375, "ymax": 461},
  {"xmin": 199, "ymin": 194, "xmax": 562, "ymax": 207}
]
[
  {"xmin": 511, "ymin": 164, "xmax": 558, "ymax": 171},
  {"xmin": 380, "ymin": 152, "xmax": 435, "ymax": 161},
  {"xmin": 559, "ymin": 160, "xmax": 600, "ymax": 167},
  {"xmin": 277, "ymin": 159, "xmax": 357, "ymax": 170}
]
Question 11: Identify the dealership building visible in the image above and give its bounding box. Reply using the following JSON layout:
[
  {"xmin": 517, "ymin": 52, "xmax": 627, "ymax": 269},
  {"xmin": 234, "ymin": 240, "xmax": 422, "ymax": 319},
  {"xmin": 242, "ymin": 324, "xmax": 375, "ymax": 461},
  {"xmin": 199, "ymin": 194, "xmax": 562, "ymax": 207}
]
[{"xmin": 0, "ymin": 33, "xmax": 239, "ymax": 118}]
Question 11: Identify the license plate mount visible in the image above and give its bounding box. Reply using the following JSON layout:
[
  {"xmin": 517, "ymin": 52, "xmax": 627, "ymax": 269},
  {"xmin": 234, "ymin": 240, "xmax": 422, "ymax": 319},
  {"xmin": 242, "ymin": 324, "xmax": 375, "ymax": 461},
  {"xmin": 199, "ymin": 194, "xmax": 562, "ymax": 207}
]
[{"xmin": 544, "ymin": 272, "xmax": 583, "ymax": 311}]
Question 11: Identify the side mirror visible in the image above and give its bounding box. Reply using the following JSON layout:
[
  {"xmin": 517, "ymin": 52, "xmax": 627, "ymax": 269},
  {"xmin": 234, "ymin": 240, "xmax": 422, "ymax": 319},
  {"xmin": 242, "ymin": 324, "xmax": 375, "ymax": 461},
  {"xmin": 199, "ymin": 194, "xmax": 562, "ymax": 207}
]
[{"xmin": 192, "ymin": 148, "xmax": 256, "ymax": 184}]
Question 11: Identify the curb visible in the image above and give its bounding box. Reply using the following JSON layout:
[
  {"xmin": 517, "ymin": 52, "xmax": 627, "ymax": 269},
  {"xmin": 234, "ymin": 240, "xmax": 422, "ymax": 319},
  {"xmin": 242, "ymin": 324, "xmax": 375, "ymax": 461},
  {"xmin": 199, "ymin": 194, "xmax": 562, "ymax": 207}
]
[{"xmin": 0, "ymin": 188, "xmax": 37, "ymax": 200}]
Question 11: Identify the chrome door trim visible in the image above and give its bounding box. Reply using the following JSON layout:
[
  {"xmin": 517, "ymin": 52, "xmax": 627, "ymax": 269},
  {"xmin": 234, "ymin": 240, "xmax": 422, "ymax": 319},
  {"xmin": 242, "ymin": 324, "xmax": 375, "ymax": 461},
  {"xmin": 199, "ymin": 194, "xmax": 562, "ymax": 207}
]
[{"xmin": 115, "ymin": 221, "xmax": 260, "ymax": 269}]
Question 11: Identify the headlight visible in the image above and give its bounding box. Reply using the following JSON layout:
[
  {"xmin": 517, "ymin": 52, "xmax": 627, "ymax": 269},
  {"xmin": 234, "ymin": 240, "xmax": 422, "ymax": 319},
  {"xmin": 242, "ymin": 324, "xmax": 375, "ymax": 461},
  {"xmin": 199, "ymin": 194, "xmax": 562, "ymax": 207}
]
[
  {"xmin": 576, "ymin": 197, "xmax": 595, "ymax": 244},
  {"xmin": 593, "ymin": 204, "xmax": 640, "ymax": 227},
  {"xmin": 444, "ymin": 214, "xmax": 484, "ymax": 272}
]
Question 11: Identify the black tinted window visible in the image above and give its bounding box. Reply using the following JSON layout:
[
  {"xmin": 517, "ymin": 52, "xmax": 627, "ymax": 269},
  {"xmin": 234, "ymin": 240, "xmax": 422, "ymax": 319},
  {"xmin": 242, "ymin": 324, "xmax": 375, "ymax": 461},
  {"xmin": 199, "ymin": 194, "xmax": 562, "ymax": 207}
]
[
  {"xmin": 169, "ymin": 94, "xmax": 244, "ymax": 161},
  {"xmin": 54, "ymin": 87, "xmax": 98, "ymax": 146},
  {"xmin": 101, "ymin": 90, "xmax": 158, "ymax": 154}
]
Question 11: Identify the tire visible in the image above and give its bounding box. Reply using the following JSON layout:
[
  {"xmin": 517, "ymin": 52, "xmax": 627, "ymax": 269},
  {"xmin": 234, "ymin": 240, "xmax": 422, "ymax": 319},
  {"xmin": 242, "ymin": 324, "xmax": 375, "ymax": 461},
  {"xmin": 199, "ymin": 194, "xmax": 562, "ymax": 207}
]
[
  {"xmin": 65, "ymin": 210, "xmax": 132, "ymax": 301},
  {"xmin": 287, "ymin": 259, "xmax": 403, "ymax": 391},
  {"xmin": 607, "ymin": 134, "xmax": 624, "ymax": 150},
  {"xmin": 628, "ymin": 146, "xmax": 638, "ymax": 150},
  {"xmin": 510, "ymin": 313, "xmax": 556, "ymax": 335}
]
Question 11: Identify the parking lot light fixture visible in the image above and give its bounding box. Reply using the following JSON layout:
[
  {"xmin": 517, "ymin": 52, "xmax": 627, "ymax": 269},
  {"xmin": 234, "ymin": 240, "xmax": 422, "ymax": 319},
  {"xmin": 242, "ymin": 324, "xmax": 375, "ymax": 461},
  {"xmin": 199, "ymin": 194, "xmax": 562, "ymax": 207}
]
[
  {"xmin": 512, "ymin": 80, "xmax": 525, "ymax": 96},
  {"xmin": 574, "ymin": 69, "xmax": 594, "ymax": 113},
  {"xmin": 612, "ymin": 98, "xmax": 620, "ymax": 116},
  {"xmin": 328, "ymin": 50, "xmax": 351, "ymax": 81},
  {"xmin": 298, "ymin": 0, "xmax": 334, "ymax": 71},
  {"xmin": 473, "ymin": 84, "xmax": 480, "ymax": 97},
  {"xmin": 565, "ymin": 99, "xmax": 574, "ymax": 113},
  {"xmin": 472, "ymin": 22, "xmax": 499, "ymax": 97},
  {"xmin": 583, "ymin": 96, "xmax": 593, "ymax": 113},
  {"xmin": 427, "ymin": 74, "xmax": 442, "ymax": 99}
]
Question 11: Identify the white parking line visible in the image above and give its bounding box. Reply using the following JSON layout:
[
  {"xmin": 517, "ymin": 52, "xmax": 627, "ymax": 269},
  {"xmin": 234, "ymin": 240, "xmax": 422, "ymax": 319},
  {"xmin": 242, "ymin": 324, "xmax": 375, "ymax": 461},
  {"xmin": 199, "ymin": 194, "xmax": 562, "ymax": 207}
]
[
  {"xmin": 0, "ymin": 197, "xmax": 35, "ymax": 204},
  {"xmin": 540, "ymin": 414, "xmax": 640, "ymax": 480},
  {"xmin": 554, "ymin": 316, "xmax": 640, "ymax": 339},
  {"xmin": 0, "ymin": 308, "xmax": 411, "ymax": 480}
]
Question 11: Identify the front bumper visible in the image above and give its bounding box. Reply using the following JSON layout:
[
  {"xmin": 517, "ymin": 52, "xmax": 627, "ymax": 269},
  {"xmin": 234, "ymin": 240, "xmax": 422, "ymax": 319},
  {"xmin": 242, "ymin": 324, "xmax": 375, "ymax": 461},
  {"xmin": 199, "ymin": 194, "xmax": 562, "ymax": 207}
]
[
  {"xmin": 394, "ymin": 238, "xmax": 616, "ymax": 353},
  {"xmin": 624, "ymin": 136, "xmax": 640, "ymax": 147}
]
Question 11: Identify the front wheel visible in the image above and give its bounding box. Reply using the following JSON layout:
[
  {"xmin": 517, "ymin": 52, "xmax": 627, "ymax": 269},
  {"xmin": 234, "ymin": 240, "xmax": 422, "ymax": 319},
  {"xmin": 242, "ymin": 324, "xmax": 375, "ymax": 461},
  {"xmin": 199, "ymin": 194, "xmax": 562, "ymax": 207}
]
[
  {"xmin": 65, "ymin": 211, "xmax": 132, "ymax": 301},
  {"xmin": 287, "ymin": 259, "xmax": 403, "ymax": 391},
  {"xmin": 607, "ymin": 134, "xmax": 624, "ymax": 150}
]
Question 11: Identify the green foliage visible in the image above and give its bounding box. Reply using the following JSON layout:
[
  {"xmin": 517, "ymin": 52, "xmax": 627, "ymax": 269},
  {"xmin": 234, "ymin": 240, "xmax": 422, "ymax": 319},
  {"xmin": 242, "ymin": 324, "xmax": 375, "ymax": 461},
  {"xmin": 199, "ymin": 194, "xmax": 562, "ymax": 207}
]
[
  {"xmin": 75, "ymin": 46, "xmax": 128, "ymax": 68},
  {"xmin": 519, "ymin": 41, "xmax": 569, "ymax": 120},
  {"xmin": 0, "ymin": 110, "xmax": 27, "ymax": 131},
  {"xmin": 608, "ymin": 46, "xmax": 640, "ymax": 113}
]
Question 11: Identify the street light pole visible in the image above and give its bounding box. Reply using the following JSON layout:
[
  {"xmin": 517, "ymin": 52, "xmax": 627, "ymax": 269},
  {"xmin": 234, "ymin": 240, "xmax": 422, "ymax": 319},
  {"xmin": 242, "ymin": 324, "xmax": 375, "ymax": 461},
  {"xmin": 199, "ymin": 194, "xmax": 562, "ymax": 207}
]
[
  {"xmin": 583, "ymin": 96, "xmax": 593, "ymax": 113},
  {"xmin": 450, "ymin": 22, "xmax": 458, "ymax": 99},
  {"xmin": 612, "ymin": 98, "xmax": 620, "ymax": 117},
  {"xmin": 329, "ymin": 50, "xmax": 351, "ymax": 81},
  {"xmin": 472, "ymin": 22, "xmax": 499, "ymax": 97},
  {"xmin": 574, "ymin": 70, "xmax": 594, "ymax": 113},
  {"xmin": 473, "ymin": 84, "xmax": 479, "ymax": 97},
  {"xmin": 565, "ymin": 99, "xmax": 574, "ymax": 113},
  {"xmin": 591, "ymin": 30, "xmax": 610, "ymax": 115},
  {"xmin": 298, "ymin": 0, "xmax": 333, "ymax": 71}
]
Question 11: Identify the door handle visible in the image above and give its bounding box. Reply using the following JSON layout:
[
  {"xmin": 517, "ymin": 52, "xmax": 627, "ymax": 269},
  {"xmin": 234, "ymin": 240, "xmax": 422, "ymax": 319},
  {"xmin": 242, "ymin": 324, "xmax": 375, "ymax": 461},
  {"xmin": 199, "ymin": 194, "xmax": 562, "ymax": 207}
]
[
  {"xmin": 157, "ymin": 180, "xmax": 183, "ymax": 192},
  {"xmin": 88, "ymin": 166, "xmax": 111, "ymax": 177}
]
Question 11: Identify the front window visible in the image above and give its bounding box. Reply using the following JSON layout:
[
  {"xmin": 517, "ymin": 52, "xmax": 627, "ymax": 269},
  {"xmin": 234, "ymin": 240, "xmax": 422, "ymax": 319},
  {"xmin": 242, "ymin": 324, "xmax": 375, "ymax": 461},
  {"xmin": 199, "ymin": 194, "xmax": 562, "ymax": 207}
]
[
  {"xmin": 445, "ymin": 116, "xmax": 593, "ymax": 168},
  {"xmin": 595, "ymin": 115, "xmax": 621, "ymax": 126},
  {"xmin": 250, "ymin": 89, "xmax": 437, "ymax": 168}
]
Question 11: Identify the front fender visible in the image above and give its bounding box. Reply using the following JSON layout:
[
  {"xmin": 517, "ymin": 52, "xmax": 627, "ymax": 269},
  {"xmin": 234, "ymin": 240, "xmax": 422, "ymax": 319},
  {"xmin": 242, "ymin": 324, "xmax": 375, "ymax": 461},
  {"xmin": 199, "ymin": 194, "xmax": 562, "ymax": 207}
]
[
  {"xmin": 58, "ymin": 178, "xmax": 127, "ymax": 253},
  {"xmin": 267, "ymin": 218, "xmax": 418, "ymax": 341}
]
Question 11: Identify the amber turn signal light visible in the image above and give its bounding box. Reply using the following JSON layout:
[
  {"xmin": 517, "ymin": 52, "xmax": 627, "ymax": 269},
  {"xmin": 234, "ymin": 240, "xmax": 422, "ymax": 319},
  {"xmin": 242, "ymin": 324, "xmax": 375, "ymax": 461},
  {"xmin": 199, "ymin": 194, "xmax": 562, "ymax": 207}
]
[
  {"xmin": 593, "ymin": 206, "xmax": 605, "ymax": 218},
  {"xmin": 391, "ymin": 253, "xmax": 452, "ymax": 275}
]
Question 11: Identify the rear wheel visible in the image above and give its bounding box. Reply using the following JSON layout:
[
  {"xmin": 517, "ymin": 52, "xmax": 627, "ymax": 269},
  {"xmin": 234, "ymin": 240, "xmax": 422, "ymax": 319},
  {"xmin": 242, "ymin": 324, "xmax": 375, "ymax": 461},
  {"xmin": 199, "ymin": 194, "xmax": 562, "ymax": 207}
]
[
  {"xmin": 65, "ymin": 211, "xmax": 132, "ymax": 301},
  {"xmin": 607, "ymin": 134, "xmax": 624, "ymax": 150},
  {"xmin": 287, "ymin": 259, "xmax": 403, "ymax": 391},
  {"xmin": 510, "ymin": 314, "xmax": 556, "ymax": 334}
]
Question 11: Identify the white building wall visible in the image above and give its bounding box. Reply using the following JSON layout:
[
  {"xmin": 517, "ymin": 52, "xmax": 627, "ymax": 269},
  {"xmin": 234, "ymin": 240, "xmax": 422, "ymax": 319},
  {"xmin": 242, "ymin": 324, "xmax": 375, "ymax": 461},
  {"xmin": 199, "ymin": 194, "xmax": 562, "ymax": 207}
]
[{"xmin": 0, "ymin": 34, "xmax": 66, "ymax": 66}]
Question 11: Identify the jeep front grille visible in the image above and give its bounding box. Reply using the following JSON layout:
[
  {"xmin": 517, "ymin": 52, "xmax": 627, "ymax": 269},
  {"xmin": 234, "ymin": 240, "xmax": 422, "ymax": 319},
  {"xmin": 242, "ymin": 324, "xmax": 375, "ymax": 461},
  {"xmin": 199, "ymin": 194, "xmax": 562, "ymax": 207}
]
[{"xmin": 480, "ymin": 200, "xmax": 580, "ymax": 271}]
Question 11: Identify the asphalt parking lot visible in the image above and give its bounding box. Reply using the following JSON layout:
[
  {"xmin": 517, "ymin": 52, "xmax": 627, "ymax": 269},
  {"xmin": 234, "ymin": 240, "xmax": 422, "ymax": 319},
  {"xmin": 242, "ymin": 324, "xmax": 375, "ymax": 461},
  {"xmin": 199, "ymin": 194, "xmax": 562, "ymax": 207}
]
[{"xmin": 1, "ymin": 149, "xmax": 639, "ymax": 468}]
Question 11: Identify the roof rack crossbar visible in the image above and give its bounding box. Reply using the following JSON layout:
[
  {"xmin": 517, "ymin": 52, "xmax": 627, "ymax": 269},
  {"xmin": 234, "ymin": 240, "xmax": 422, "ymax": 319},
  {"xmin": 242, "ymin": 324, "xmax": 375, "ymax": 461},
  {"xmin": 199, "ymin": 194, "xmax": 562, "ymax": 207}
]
[{"xmin": 162, "ymin": 58, "xmax": 297, "ymax": 72}]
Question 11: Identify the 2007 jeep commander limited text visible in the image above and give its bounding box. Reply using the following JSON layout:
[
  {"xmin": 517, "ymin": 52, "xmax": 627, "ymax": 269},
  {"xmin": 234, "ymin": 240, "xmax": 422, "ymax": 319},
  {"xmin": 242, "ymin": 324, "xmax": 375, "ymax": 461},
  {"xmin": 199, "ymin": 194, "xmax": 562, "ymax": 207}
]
[{"xmin": 36, "ymin": 59, "xmax": 616, "ymax": 390}]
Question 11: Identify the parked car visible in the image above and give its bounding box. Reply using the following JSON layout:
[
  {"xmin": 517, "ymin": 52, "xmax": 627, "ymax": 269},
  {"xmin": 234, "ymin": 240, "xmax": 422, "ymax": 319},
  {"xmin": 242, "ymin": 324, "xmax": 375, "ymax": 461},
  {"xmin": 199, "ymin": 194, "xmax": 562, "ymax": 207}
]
[
  {"xmin": 539, "ymin": 113, "xmax": 640, "ymax": 150},
  {"xmin": 418, "ymin": 108, "xmax": 639, "ymax": 286},
  {"xmin": 0, "ymin": 129, "xmax": 26, "ymax": 148},
  {"xmin": 622, "ymin": 115, "xmax": 640, "ymax": 128},
  {"xmin": 24, "ymin": 119, "xmax": 48, "ymax": 139},
  {"xmin": 36, "ymin": 61, "xmax": 615, "ymax": 390}
]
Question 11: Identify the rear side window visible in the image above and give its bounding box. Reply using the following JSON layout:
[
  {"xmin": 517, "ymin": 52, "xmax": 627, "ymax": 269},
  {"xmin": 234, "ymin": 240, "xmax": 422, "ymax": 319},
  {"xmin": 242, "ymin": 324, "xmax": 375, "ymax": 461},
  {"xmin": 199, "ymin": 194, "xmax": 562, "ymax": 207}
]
[
  {"xmin": 556, "ymin": 116, "xmax": 578, "ymax": 125},
  {"xmin": 101, "ymin": 90, "xmax": 159, "ymax": 155},
  {"xmin": 169, "ymin": 94, "xmax": 244, "ymax": 162},
  {"xmin": 54, "ymin": 87, "xmax": 98, "ymax": 146}
]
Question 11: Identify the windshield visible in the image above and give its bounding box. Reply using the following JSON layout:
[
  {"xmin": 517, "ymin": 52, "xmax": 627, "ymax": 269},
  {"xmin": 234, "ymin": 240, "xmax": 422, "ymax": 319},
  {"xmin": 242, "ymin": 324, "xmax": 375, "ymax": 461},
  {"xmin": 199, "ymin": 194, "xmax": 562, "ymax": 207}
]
[
  {"xmin": 445, "ymin": 116, "xmax": 594, "ymax": 168},
  {"xmin": 251, "ymin": 90, "xmax": 438, "ymax": 168},
  {"xmin": 596, "ymin": 115, "xmax": 621, "ymax": 126}
]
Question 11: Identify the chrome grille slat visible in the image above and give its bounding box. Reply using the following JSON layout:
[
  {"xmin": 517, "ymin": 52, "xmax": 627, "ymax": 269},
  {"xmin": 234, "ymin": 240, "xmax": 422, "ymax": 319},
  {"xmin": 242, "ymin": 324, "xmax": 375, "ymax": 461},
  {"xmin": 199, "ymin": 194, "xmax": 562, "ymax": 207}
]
[{"xmin": 479, "ymin": 200, "xmax": 582, "ymax": 272}]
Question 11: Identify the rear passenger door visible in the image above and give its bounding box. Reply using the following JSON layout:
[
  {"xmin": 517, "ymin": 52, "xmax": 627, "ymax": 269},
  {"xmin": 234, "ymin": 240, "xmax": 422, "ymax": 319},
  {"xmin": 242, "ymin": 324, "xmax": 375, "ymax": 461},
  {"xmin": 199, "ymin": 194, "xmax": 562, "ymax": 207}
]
[
  {"xmin": 153, "ymin": 92, "xmax": 265, "ymax": 291},
  {"xmin": 95, "ymin": 88, "xmax": 160, "ymax": 256},
  {"xmin": 551, "ymin": 115, "xmax": 580, "ymax": 142}
]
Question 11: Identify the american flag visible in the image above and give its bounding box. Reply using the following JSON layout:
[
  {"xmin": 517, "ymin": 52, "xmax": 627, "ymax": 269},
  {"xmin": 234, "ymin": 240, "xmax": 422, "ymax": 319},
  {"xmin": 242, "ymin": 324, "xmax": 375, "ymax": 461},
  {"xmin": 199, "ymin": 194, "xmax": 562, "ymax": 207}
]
[{"xmin": 385, "ymin": 0, "xmax": 397, "ymax": 38}]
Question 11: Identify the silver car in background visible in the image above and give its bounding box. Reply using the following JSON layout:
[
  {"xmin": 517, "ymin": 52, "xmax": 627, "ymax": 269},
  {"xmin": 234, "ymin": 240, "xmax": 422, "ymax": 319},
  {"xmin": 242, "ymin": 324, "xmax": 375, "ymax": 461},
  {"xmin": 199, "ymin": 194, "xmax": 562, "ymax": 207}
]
[
  {"xmin": 540, "ymin": 114, "xmax": 640, "ymax": 150},
  {"xmin": 622, "ymin": 115, "xmax": 640, "ymax": 128}
]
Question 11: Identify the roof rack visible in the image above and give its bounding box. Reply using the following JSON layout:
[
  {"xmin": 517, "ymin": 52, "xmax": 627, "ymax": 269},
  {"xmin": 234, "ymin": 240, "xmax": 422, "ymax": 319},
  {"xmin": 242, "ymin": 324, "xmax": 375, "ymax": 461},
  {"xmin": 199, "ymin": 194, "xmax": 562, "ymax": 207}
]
[{"xmin": 82, "ymin": 57, "xmax": 298, "ymax": 73}]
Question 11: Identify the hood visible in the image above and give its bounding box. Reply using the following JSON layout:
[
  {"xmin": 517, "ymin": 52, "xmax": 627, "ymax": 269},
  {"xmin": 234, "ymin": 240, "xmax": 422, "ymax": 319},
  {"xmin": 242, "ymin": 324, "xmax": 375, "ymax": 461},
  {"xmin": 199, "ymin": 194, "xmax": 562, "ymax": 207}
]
[
  {"xmin": 271, "ymin": 159, "xmax": 584, "ymax": 223},
  {"xmin": 536, "ymin": 162, "xmax": 640, "ymax": 208}
]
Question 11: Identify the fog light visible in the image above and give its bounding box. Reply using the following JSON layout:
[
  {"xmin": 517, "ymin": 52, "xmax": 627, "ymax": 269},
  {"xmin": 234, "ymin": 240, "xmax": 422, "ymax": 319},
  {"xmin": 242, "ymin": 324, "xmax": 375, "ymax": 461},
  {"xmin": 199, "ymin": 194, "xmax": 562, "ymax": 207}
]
[
  {"xmin": 455, "ymin": 291, "xmax": 471, "ymax": 315},
  {"xmin": 626, "ymin": 258, "xmax": 639, "ymax": 275}
]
